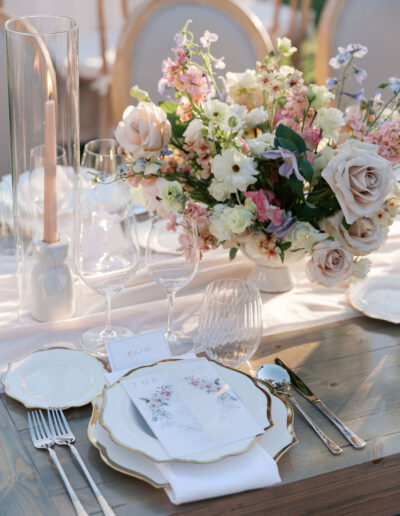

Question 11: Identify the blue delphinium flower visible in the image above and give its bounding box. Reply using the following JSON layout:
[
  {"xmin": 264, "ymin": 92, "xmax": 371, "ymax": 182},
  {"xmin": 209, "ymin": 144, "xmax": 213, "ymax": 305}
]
[
  {"xmin": 342, "ymin": 88, "xmax": 365, "ymax": 103},
  {"xmin": 354, "ymin": 67, "xmax": 367, "ymax": 84},
  {"xmin": 326, "ymin": 77, "xmax": 338, "ymax": 91},
  {"xmin": 388, "ymin": 76, "xmax": 400, "ymax": 95}
]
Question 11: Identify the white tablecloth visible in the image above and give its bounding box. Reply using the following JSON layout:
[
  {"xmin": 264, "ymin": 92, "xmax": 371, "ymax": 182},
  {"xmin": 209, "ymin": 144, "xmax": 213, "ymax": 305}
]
[{"xmin": 0, "ymin": 218, "xmax": 399, "ymax": 386}]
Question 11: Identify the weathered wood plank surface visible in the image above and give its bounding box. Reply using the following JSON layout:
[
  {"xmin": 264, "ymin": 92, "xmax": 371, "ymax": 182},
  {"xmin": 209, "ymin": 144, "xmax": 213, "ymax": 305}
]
[{"xmin": 1, "ymin": 316, "xmax": 400, "ymax": 515}]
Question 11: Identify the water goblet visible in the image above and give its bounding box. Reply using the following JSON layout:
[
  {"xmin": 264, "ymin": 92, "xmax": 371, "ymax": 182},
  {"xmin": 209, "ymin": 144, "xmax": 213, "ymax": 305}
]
[
  {"xmin": 145, "ymin": 215, "xmax": 199, "ymax": 355},
  {"xmin": 75, "ymin": 138, "xmax": 140, "ymax": 356},
  {"xmin": 199, "ymin": 279, "xmax": 263, "ymax": 367}
]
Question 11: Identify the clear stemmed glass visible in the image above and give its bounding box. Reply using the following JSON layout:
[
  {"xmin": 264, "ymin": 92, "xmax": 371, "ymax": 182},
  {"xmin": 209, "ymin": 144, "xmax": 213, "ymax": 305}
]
[
  {"xmin": 199, "ymin": 279, "xmax": 263, "ymax": 367},
  {"xmin": 75, "ymin": 139, "xmax": 140, "ymax": 356},
  {"xmin": 145, "ymin": 215, "xmax": 199, "ymax": 355}
]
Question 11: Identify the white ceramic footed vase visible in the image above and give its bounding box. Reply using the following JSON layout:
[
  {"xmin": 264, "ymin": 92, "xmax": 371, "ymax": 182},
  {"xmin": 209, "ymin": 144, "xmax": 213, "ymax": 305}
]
[
  {"xmin": 242, "ymin": 238, "xmax": 305, "ymax": 293},
  {"xmin": 30, "ymin": 234, "xmax": 75, "ymax": 322}
]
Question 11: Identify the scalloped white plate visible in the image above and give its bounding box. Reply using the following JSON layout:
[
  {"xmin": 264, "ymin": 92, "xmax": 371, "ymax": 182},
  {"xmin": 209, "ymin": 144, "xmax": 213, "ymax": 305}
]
[
  {"xmin": 348, "ymin": 276, "xmax": 400, "ymax": 323},
  {"xmin": 2, "ymin": 348, "xmax": 106, "ymax": 408}
]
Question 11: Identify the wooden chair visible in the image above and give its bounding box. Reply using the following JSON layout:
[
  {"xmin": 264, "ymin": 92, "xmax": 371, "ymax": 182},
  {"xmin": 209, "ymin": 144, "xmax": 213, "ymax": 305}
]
[
  {"xmin": 316, "ymin": 0, "xmax": 400, "ymax": 98},
  {"xmin": 246, "ymin": 0, "xmax": 313, "ymax": 51},
  {"xmin": 111, "ymin": 0, "xmax": 274, "ymax": 126}
]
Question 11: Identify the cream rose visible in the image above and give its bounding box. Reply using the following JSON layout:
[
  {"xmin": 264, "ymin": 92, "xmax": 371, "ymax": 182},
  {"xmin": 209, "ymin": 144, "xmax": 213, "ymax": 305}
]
[
  {"xmin": 115, "ymin": 102, "xmax": 171, "ymax": 159},
  {"xmin": 183, "ymin": 118, "xmax": 203, "ymax": 144},
  {"xmin": 306, "ymin": 240, "xmax": 353, "ymax": 286},
  {"xmin": 321, "ymin": 140, "xmax": 395, "ymax": 224},
  {"xmin": 285, "ymin": 221, "xmax": 328, "ymax": 252},
  {"xmin": 320, "ymin": 211, "xmax": 387, "ymax": 256}
]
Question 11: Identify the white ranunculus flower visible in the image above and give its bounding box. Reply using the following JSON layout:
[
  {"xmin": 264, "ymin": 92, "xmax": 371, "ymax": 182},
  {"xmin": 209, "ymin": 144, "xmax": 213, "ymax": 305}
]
[
  {"xmin": 306, "ymin": 240, "xmax": 354, "ymax": 287},
  {"xmin": 211, "ymin": 148, "xmax": 258, "ymax": 193},
  {"xmin": 115, "ymin": 102, "xmax": 171, "ymax": 159},
  {"xmin": 225, "ymin": 69, "xmax": 262, "ymax": 108},
  {"xmin": 223, "ymin": 206, "xmax": 254, "ymax": 235},
  {"xmin": 321, "ymin": 140, "xmax": 395, "ymax": 224},
  {"xmin": 285, "ymin": 221, "xmax": 328, "ymax": 252},
  {"xmin": 209, "ymin": 205, "xmax": 231, "ymax": 242},
  {"xmin": 247, "ymin": 133, "xmax": 275, "ymax": 154},
  {"xmin": 183, "ymin": 118, "xmax": 203, "ymax": 144},
  {"xmin": 313, "ymin": 145, "xmax": 335, "ymax": 177},
  {"xmin": 209, "ymin": 204, "xmax": 254, "ymax": 242},
  {"xmin": 308, "ymin": 84, "xmax": 334, "ymax": 110},
  {"xmin": 319, "ymin": 211, "xmax": 387, "ymax": 256},
  {"xmin": 158, "ymin": 179, "xmax": 183, "ymax": 211},
  {"xmin": 316, "ymin": 108, "xmax": 344, "ymax": 142},
  {"xmin": 203, "ymin": 99, "xmax": 230, "ymax": 122},
  {"xmin": 208, "ymin": 179, "xmax": 231, "ymax": 201},
  {"xmin": 245, "ymin": 107, "xmax": 268, "ymax": 129}
]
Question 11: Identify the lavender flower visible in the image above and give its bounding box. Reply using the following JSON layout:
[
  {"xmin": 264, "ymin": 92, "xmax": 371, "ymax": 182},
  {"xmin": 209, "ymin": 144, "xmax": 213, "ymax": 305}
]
[
  {"xmin": 262, "ymin": 148, "xmax": 304, "ymax": 181},
  {"xmin": 343, "ymin": 43, "xmax": 368, "ymax": 58},
  {"xmin": 200, "ymin": 30, "xmax": 218, "ymax": 48},
  {"xmin": 265, "ymin": 216, "xmax": 295, "ymax": 239},
  {"xmin": 329, "ymin": 51, "xmax": 351, "ymax": 69}
]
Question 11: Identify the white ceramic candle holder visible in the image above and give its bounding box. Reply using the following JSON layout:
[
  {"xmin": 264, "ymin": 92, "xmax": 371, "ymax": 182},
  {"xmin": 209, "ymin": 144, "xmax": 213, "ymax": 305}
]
[{"xmin": 30, "ymin": 233, "xmax": 75, "ymax": 322}]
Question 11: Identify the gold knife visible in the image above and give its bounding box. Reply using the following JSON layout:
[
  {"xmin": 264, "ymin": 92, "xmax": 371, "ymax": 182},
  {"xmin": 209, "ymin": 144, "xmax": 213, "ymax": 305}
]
[{"xmin": 275, "ymin": 358, "xmax": 366, "ymax": 449}]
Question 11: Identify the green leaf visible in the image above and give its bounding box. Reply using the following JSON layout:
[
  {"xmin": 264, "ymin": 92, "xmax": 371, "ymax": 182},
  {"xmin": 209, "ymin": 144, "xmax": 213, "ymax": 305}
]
[
  {"xmin": 274, "ymin": 136, "xmax": 298, "ymax": 153},
  {"xmin": 342, "ymin": 216, "xmax": 351, "ymax": 230},
  {"xmin": 377, "ymin": 82, "xmax": 389, "ymax": 89},
  {"xmin": 288, "ymin": 175, "xmax": 304, "ymax": 198},
  {"xmin": 229, "ymin": 247, "xmax": 239, "ymax": 260},
  {"xmin": 158, "ymin": 101, "xmax": 187, "ymax": 139},
  {"xmin": 275, "ymin": 124, "xmax": 306, "ymax": 154},
  {"xmin": 300, "ymin": 159, "xmax": 314, "ymax": 183}
]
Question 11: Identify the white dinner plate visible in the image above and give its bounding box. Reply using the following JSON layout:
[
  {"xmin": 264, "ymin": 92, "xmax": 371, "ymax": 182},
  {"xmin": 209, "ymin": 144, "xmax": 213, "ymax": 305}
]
[
  {"xmin": 348, "ymin": 276, "xmax": 400, "ymax": 323},
  {"xmin": 88, "ymin": 378, "xmax": 296, "ymax": 488},
  {"xmin": 99, "ymin": 359, "xmax": 273, "ymax": 464},
  {"xmin": 2, "ymin": 347, "xmax": 106, "ymax": 409}
]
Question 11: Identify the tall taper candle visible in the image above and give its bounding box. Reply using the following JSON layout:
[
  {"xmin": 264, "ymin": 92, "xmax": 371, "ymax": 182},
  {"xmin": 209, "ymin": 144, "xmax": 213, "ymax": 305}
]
[{"xmin": 43, "ymin": 97, "xmax": 58, "ymax": 243}]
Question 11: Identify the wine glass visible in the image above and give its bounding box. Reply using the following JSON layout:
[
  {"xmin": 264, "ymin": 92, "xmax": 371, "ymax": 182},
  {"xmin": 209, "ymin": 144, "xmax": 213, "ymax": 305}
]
[
  {"xmin": 199, "ymin": 279, "xmax": 263, "ymax": 367},
  {"xmin": 145, "ymin": 215, "xmax": 199, "ymax": 355},
  {"xmin": 75, "ymin": 139, "xmax": 140, "ymax": 356}
]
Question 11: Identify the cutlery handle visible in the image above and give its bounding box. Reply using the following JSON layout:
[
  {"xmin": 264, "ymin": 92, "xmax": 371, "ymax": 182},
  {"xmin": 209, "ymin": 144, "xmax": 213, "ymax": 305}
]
[
  {"xmin": 288, "ymin": 396, "xmax": 343, "ymax": 455},
  {"xmin": 47, "ymin": 447, "xmax": 89, "ymax": 516},
  {"xmin": 69, "ymin": 444, "xmax": 116, "ymax": 516},
  {"xmin": 313, "ymin": 399, "xmax": 366, "ymax": 449}
]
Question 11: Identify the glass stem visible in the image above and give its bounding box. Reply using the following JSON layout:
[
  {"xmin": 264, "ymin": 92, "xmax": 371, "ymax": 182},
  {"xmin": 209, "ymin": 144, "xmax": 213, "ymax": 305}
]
[
  {"xmin": 167, "ymin": 291, "xmax": 175, "ymax": 337},
  {"xmin": 105, "ymin": 295, "xmax": 112, "ymax": 333}
]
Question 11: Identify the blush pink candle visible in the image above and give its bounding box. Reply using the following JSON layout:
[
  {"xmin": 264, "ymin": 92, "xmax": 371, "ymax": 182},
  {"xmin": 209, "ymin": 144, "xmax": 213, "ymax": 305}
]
[{"xmin": 43, "ymin": 84, "xmax": 58, "ymax": 243}]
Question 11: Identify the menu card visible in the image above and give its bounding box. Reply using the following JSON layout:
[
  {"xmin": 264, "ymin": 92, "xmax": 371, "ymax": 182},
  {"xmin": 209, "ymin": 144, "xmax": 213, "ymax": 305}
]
[{"xmin": 121, "ymin": 358, "xmax": 264, "ymax": 458}]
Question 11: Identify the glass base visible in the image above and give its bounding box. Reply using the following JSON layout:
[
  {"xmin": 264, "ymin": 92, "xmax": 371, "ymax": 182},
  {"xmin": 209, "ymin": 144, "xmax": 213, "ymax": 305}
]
[
  {"xmin": 165, "ymin": 330, "xmax": 196, "ymax": 356},
  {"xmin": 80, "ymin": 325, "xmax": 133, "ymax": 357}
]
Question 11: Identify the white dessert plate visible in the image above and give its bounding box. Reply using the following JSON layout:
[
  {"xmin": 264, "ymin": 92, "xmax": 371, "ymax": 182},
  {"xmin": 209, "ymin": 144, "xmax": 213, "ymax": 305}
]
[
  {"xmin": 348, "ymin": 276, "xmax": 400, "ymax": 323},
  {"xmin": 99, "ymin": 359, "xmax": 273, "ymax": 464},
  {"xmin": 2, "ymin": 347, "xmax": 106, "ymax": 408},
  {"xmin": 88, "ymin": 379, "xmax": 296, "ymax": 488}
]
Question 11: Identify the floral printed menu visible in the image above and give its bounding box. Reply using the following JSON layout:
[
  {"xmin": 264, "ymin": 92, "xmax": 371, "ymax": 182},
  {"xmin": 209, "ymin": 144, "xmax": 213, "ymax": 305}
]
[{"xmin": 121, "ymin": 358, "xmax": 264, "ymax": 458}]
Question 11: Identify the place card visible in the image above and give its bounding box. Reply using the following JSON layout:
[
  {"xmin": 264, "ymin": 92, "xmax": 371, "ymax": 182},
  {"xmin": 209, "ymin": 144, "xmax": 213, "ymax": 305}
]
[
  {"xmin": 105, "ymin": 329, "xmax": 171, "ymax": 372},
  {"xmin": 121, "ymin": 358, "xmax": 264, "ymax": 458}
]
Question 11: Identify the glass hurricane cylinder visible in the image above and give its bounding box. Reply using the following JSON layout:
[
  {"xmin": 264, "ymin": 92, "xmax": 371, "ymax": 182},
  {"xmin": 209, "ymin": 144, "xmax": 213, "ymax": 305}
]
[{"xmin": 6, "ymin": 16, "xmax": 79, "ymax": 322}]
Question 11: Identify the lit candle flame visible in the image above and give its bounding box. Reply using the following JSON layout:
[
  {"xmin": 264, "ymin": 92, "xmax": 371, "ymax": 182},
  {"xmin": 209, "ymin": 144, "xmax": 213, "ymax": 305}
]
[{"xmin": 47, "ymin": 70, "xmax": 53, "ymax": 100}]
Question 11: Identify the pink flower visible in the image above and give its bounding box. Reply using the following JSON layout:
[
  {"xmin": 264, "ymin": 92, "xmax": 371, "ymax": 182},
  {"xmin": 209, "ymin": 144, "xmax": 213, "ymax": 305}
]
[
  {"xmin": 302, "ymin": 126, "xmax": 323, "ymax": 149},
  {"xmin": 244, "ymin": 190, "xmax": 284, "ymax": 225},
  {"xmin": 166, "ymin": 213, "xmax": 177, "ymax": 232},
  {"xmin": 177, "ymin": 97, "xmax": 193, "ymax": 122}
]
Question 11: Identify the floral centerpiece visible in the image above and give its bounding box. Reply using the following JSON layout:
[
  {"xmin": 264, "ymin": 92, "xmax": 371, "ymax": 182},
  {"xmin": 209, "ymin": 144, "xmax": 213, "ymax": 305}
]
[{"xmin": 113, "ymin": 21, "xmax": 399, "ymax": 291}]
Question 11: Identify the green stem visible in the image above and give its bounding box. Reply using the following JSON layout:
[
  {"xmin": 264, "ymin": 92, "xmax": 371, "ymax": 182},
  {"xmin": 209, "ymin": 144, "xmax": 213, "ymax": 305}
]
[{"xmin": 365, "ymin": 93, "xmax": 398, "ymax": 134}]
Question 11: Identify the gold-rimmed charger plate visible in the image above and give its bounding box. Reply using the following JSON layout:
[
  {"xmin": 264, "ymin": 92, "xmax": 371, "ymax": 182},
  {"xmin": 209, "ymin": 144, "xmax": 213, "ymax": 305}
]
[
  {"xmin": 88, "ymin": 375, "xmax": 296, "ymax": 488},
  {"xmin": 99, "ymin": 358, "xmax": 273, "ymax": 464}
]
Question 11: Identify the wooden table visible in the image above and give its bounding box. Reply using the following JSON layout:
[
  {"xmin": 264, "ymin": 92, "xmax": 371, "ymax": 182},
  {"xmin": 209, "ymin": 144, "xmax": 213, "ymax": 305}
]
[{"xmin": 2, "ymin": 316, "xmax": 400, "ymax": 516}]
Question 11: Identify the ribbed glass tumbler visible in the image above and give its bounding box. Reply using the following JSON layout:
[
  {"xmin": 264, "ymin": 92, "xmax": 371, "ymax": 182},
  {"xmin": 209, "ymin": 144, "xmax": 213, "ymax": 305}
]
[{"xmin": 199, "ymin": 279, "xmax": 263, "ymax": 367}]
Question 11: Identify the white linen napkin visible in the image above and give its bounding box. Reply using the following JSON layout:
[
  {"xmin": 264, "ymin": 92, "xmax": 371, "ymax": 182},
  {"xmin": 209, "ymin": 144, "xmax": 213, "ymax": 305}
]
[{"xmin": 158, "ymin": 443, "xmax": 281, "ymax": 505}]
